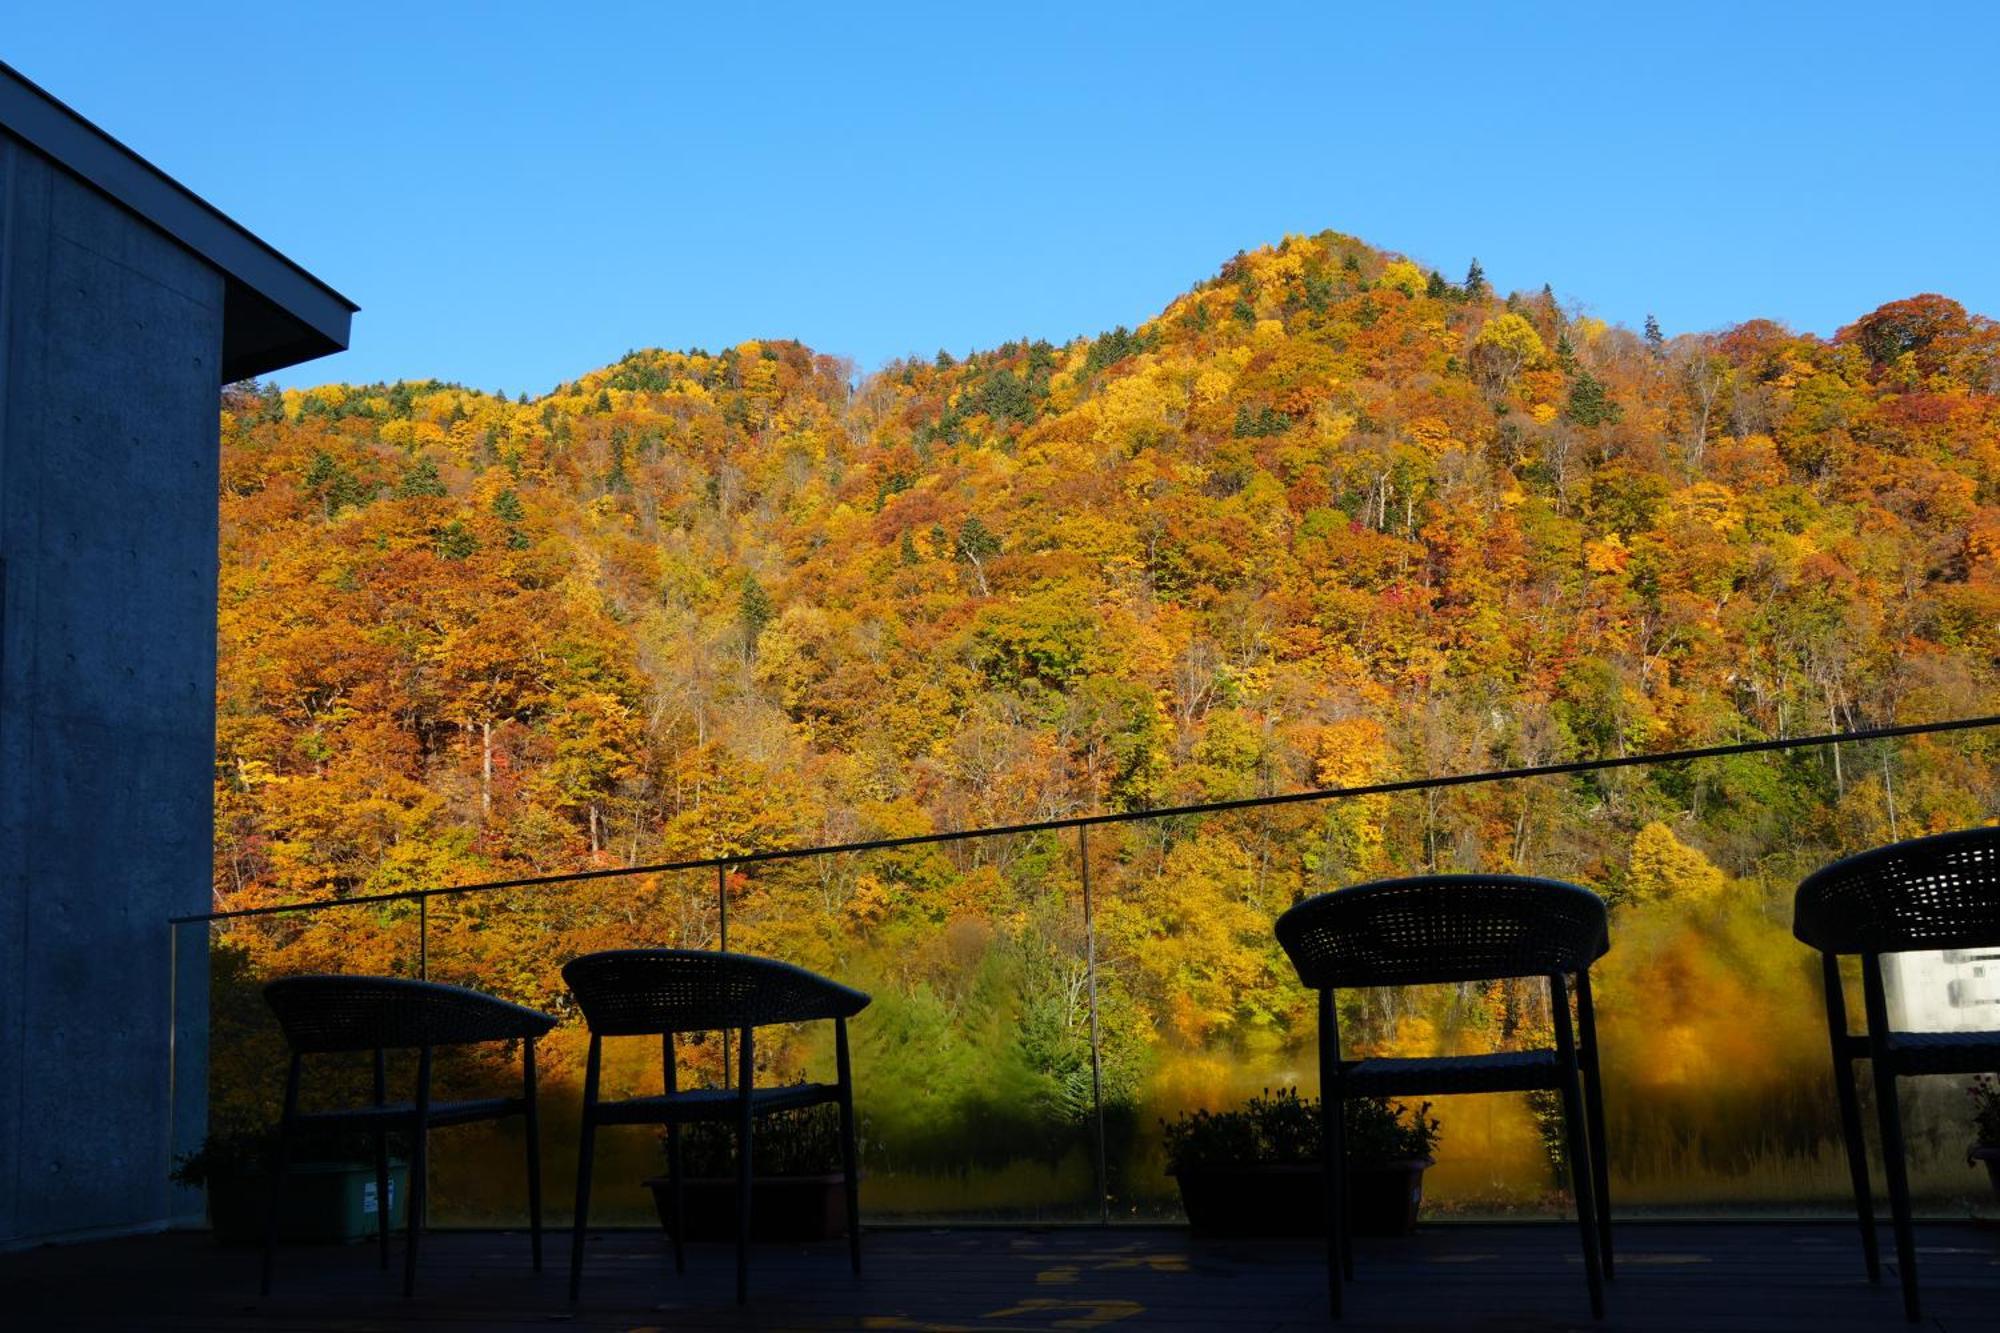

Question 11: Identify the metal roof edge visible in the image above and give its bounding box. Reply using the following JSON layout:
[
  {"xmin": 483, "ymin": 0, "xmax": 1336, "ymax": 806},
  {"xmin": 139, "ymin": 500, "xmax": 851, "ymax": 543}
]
[{"xmin": 0, "ymin": 60, "xmax": 355, "ymax": 374}]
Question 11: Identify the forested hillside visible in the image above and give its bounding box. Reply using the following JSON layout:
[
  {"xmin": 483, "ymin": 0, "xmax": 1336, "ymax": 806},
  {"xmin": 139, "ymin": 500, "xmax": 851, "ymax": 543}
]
[{"xmin": 210, "ymin": 232, "xmax": 2000, "ymax": 1214}]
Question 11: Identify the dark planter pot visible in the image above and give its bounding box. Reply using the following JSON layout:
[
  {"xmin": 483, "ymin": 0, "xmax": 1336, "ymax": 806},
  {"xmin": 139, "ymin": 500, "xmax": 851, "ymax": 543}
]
[
  {"xmin": 1970, "ymin": 1145, "xmax": 2000, "ymax": 1199},
  {"xmin": 643, "ymin": 1173, "xmax": 850, "ymax": 1242},
  {"xmin": 1173, "ymin": 1160, "xmax": 1432, "ymax": 1238},
  {"xmin": 205, "ymin": 1160, "xmax": 410, "ymax": 1245}
]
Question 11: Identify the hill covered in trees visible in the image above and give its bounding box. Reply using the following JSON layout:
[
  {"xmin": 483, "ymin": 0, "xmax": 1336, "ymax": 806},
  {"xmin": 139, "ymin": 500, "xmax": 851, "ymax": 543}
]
[{"xmin": 210, "ymin": 231, "xmax": 2000, "ymax": 1216}]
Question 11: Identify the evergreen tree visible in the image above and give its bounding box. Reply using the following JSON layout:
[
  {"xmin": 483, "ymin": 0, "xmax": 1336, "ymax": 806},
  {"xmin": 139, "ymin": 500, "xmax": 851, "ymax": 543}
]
[
  {"xmin": 1464, "ymin": 258, "xmax": 1487, "ymax": 299},
  {"xmin": 303, "ymin": 450, "xmax": 373, "ymax": 518},
  {"xmin": 605, "ymin": 425, "xmax": 632, "ymax": 494},
  {"xmin": 432, "ymin": 520, "xmax": 479, "ymax": 560},
  {"xmin": 956, "ymin": 516, "xmax": 1000, "ymax": 563},
  {"xmin": 396, "ymin": 457, "xmax": 448, "ymax": 499},
  {"xmin": 490, "ymin": 489, "xmax": 525, "ymax": 522},
  {"xmin": 1566, "ymin": 372, "xmax": 1623, "ymax": 427},
  {"xmin": 1426, "ymin": 270, "xmax": 1448, "ymax": 299},
  {"xmin": 955, "ymin": 516, "xmax": 1000, "ymax": 593},
  {"xmin": 1644, "ymin": 313, "xmax": 1666, "ymax": 354},
  {"xmin": 739, "ymin": 574, "xmax": 774, "ymax": 649}
]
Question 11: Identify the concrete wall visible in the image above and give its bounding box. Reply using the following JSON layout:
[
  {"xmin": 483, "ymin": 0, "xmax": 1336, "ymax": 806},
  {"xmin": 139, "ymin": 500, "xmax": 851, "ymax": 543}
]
[{"xmin": 0, "ymin": 131, "xmax": 219, "ymax": 1246}]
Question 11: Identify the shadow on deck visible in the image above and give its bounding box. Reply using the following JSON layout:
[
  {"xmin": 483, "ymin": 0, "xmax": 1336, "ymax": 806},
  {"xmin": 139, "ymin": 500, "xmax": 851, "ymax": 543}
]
[{"xmin": 5, "ymin": 1222, "xmax": 1998, "ymax": 1330}]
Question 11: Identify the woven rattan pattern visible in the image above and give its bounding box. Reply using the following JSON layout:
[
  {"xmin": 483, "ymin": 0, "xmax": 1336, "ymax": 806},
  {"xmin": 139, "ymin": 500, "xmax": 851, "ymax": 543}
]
[
  {"xmin": 1793, "ymin": 826, "xmax": 2000, "ymax": 955},
  {"xmin": 1275, "ymin": 874, "xmax": 1610, "ymax": 990},
  {"xmin": 1880, "ymin": 1030, "xmax": 2000, "ymax": 1076},
  {"xmin": 263, "ymin": 975, "xmax": 556, "ymax": 1053},
  {"xmin": 562, "ymin": 949, "xmax": 870, "ymax": 1035}
]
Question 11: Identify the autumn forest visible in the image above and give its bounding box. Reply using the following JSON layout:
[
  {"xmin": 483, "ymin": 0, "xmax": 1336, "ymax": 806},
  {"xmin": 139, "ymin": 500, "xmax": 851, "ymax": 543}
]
[{"xmin": 207, "ymin": 231, "xmax": 2000, "ymax": 1219}]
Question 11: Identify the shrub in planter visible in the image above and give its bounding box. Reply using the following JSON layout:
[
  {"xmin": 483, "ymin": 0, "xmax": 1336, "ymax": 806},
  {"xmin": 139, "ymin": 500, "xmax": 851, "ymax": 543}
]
[
  {"xmin": 1967, "ymin": 1075, "xmax": 2000, "ymax": 1199},
  {"xmin": 644, "ymin": 1102, "xmax": 854, "ymax": 1242},
  {"xmin": 1163, "ymin": 1088, "xmax": 1439, "ymax": 1237},
  {"xmin": 172, "ymin": 1129, "xmax": 409, "ymax": 1245}
]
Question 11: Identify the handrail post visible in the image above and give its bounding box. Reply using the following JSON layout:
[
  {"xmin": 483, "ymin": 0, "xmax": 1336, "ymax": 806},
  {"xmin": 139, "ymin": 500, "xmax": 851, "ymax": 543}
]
[
  {"xmin": 718, "ymin": 862, "xmax": 731, "ymax": 1091},
  {"xmin": 1081, "ymin": 824, "xmax": 1109, "ymax": 1225},
  {"xmin": 418, "ymin": 894, "xmax": 428, "ymax": 980}
]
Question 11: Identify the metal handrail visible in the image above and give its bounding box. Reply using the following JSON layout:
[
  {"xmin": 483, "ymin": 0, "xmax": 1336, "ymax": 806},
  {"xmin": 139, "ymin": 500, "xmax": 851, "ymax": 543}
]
[
  {"xmin": 166, "ymin": 710, "xmax": 2000, "ymax": 1229},
  {"xmin": 173, "ymin": 713, "xmax": 2000, "ymax": 925}
]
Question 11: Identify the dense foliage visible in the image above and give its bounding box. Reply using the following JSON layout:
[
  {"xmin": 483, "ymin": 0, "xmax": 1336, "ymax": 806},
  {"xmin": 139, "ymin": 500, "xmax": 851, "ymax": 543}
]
[
  {"xmin": 1971, "ymin": 1076, "xmax": 2000, "ymax": 1150},
  {"xmin": 209, "ymin": 231, "xmax": 2000, "ymax": 1214},
  {"xmin": 670, "ymin": 1103, "xmax": 847, "ymax": 1178},
  {"xmin": 1162, "ymin": 1089, "xmax": 1440, "ymax": 1171}
]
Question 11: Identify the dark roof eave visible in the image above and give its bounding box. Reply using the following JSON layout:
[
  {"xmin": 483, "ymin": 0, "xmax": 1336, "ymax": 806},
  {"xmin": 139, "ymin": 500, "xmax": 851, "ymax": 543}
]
[{"xmin": 0, "ymin": 60, "xmax": 356, "ymax": 379}]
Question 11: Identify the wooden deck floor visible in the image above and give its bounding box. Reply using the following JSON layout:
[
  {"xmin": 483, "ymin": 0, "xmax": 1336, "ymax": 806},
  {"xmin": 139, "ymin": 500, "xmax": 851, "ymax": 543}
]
[{"xmin": 5, "ymin": 1222, "xmax": 1997, "ymax": 1331}]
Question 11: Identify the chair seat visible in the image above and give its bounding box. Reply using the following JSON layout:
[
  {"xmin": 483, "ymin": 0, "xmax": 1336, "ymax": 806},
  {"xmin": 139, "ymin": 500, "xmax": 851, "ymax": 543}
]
[
  {"xmin": 591, "ymin": 1082, "xmax": 841, "ymax": 1126},
  {"xmin": 1884, "ymin": 1029, "xmax": 2000, "ymax": 1074},
  {"xmin": 1340, "ymin": 1049, "xmax": 1559, "ymax": 1097},
  {"xmin": 293, "ymin": 1097, "xmax": 525, "ymax": 1131}
]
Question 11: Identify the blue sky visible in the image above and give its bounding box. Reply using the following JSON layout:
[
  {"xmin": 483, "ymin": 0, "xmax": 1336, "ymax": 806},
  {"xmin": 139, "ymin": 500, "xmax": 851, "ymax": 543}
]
[{"xmin": 9, "ymin": 3, "xmax": 1997, "ymax": 395}]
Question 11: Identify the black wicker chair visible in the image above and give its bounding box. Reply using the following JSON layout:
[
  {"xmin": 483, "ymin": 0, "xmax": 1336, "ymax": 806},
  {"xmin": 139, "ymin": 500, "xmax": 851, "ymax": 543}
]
[
  {"xmin": 561, "ymin": 948, "xmax": 871, "ymax": 1303},
  {"xmin": 1793, "ymin": 826, "xmax": 2000, "ymax": 1323},
  {"xmin": 259, "ymin": 975, "xmax": 557, "ymax": 1297},
  {"xmin": 1275, "ymin": 874, "xmax": 1613, "ymax": 1321}
]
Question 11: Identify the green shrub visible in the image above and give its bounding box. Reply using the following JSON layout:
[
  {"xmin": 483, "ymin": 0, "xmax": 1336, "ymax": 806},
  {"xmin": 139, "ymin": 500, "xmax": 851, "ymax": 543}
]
[
  {"xmin": 1161, "ymin": 1087, "xmax": 1439, "ymax": 1172},
  {"xmin": 1970, "ymin": 1075, "xmax": 2000, "ymax": 1149},
  {"xmin": 663, "ymin": 1102, "xmax": 848, "ymax": 1177}
]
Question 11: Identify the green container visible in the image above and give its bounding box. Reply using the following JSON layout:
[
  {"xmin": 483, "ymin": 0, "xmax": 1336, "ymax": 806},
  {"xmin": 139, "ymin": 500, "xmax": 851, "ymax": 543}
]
[{"xmin": 207, "ymin": 1160, "xmax": 410, "ymax": 1245}]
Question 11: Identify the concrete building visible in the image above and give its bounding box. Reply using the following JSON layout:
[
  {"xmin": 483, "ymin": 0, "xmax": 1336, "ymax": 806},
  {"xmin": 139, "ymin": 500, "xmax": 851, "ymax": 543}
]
[{"xmin": 0, "ymin": 62, "xmax": 353, "ymax": 1247}]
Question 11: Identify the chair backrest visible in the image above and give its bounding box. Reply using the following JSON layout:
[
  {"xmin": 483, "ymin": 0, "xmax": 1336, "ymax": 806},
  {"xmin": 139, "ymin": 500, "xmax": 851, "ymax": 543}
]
[
  {"xmin": 1276, "ymin": 874, "xmax": 1610, "ymax": 990},
  {"xmin": 263, "ymin": 975, "xmax": 556, "ymax": 1053},
  {"xmin": 1793, "ymin": 825, "xmax": 2000, "ymax": 955},
  {"xmin": 561, "ymin": 949, "xmax": 871, "ymax": 1036}
]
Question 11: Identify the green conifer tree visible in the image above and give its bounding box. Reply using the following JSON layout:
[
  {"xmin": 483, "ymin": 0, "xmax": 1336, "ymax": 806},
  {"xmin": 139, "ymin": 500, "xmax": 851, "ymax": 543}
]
[{"xmin": 397, "ymin": 457, "xmax": 448, "ymax": 499}]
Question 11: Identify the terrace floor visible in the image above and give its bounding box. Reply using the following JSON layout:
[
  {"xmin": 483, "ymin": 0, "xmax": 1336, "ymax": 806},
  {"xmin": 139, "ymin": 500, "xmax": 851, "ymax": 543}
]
[{"xmin": 5, "ymin": 1221, "xmax": 1998, "ymax": 1331}]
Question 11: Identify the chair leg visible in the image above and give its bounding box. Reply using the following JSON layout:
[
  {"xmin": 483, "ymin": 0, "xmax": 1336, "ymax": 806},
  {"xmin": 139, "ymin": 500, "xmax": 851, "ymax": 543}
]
[
  {"xmin": 1576, "ymin": 971, "xmax": 1613, "ymax": 1280},
  {"xmin": 404, "ymin": 1046, "xmax": 433, "ymax": 1299},
  {"xmin": 1551, "ymin": 975, "xmax": 1605, "ymax": 1321},
  {"xmin": 836, "ymin": 1016, "xmax": 862, "ymax": 1275},
  {"xmin": 373, "ymin": 1132, "xmax": 391, "ymax": 1272},
  {"xmin": 667, "ymin": 1121, "xmax": 687, "ymax": 1275},
  {"xmin": 259, "ymin": 1054, "xmax": 302, "ymax": 1298},
  {"xmin": 664, "ymin": 1032, "xmax": 684, "ymax": 1275},
  {"xmin": 1862, "ymin": 956, "xmax": 1919, "ymax": 1322},
  {"xmin": 1821, "ymin": 954, "xmax": 1879, "ymax": 1283},
  {"xmin": 1317, "ymin": 988, "xmax": 1345, "ymax": 1318},
  {"xmin": 373, "ymin": 1047, "xmax": 390, "ymax": 1271},
  {"xmin": 736, "ymin": 1026, "xmax": 755, "ymax": 1306},
  {"xmin": 524, "ymin": 1038, "xmax": 544, "ymax": 1273},
  {"xmin": 1871, "ymin": 1060, "xmax": 1920, "ymax": 1322},
  {"xmin": 570, "ymin": 1035, "xmax": 602, "ymax": 1303}
]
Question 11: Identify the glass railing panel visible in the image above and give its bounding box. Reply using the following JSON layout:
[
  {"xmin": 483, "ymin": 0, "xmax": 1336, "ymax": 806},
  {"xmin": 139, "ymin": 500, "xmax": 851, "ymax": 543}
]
[
  {"xmin": 172, "ymin": 721, "xmax": 2000, "ymax": 1233},
  {"xmin": 727, "ymin": 832, "xmax": 1100, "ymax": 1222}
]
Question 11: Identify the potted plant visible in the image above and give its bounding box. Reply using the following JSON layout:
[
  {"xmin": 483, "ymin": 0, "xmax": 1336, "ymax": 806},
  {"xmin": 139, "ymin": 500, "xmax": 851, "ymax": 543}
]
[
  {"xmin": 172, "ymin": 1129, "xmax": 409, "ymax": 1245},
  {"xmin": 1967, "ymin": 1074, "xmax": 2000, "ymax": 1199},
  {"xmin": 1164, "ymin": 1087, "xmax": 1439, "ymax": 1237},
  {"xmin": 644, "ymin": 1103, "xmax": 854, "ymax": 1242}
]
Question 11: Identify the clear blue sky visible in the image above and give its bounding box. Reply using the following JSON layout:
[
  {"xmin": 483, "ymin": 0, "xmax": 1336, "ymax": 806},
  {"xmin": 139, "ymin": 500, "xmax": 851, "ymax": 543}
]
[{"xmin": 10, "ymin": 3, "xmax": 1998, "ymax": 395}]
